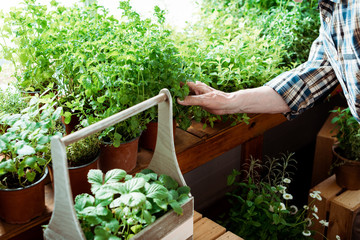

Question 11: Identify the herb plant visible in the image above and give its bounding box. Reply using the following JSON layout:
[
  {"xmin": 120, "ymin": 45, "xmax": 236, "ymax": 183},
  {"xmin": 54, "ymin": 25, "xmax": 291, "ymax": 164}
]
[
  {"xmin": 0, "ymin": 95, "xmax": 62, "ymax": 188},
  {"xmin": 74, "ymin": 168, "xmax": 191, "ymax": 240},
  {"xmin": 219, "ymin": 153, "xmax": 328, "ymax": 239},
  {"xmin": 331, "ymin": 107, "xmax": 360, "ymax": 161}
]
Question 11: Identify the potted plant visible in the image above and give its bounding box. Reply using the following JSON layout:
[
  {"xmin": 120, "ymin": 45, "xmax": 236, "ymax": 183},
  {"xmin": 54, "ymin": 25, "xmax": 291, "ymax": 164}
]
[
  {"xmin": 219, "ymin": 153, "xmax": 329, "ymax": 239},
  {"xmin": 0, "ymin": 95, "xmax": 62, "ymax": 223},
  {"xmin": 73, "ymin": 168, "xmax": 191, "ymax": 239},
  {"xmin": 331, "ymin": 107, "xmax": 360, "ymax": 190},
  {"xmin": 48, "ymin": 128, "xmax": 101, "ymax": 198}
]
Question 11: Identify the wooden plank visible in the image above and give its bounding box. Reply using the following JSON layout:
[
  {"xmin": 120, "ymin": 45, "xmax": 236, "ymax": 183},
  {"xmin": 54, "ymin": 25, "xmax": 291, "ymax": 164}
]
[
  {"xmin": 193, "ymin": 211, "xmax": 203, "ymax": 223},
  {"xmin": 216, "ymin": 231, "xmax": 244, "ymax": 240},
  {"xmin": 0, "ymin": 184, "xmax": 53, "ymax": 240},
  {"xmin": 174, "ymin": 128, "xmax": 202, "ymax": 154},
  {"xmin": 240, "ymin": 135, "xmax": 263, "ymax": 179},
  {"xmin": 178, "ymin": 113, "xmax": 286, "ymax": 173},
  {"xmin": 310, "ymin": 175, "xmax": 342, "ymax": 240},
  {"xmin": 194, "ymin": 217, "xmax": 226, "ymax": 240}
]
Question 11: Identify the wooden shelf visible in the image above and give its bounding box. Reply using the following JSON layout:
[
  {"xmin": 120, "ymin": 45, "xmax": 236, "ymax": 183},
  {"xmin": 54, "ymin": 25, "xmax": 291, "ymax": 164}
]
[{"xmin": 0, "ymin": 113, "xmax": 286, "ymax": 239}]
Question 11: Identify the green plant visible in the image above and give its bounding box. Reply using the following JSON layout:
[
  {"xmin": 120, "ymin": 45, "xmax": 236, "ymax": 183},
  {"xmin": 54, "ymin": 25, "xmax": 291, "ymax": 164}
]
[
  {"xmin": 66, "ymin": 133, "xmax": 100, "ymax": 168},
  {"xmin": 0, "ymin": 87, "xmax": 27, "ymax": 114},
  {"xmin": 219, "ymin": 153, "xmax": 328, "ymax": 239},
  {"xmin": 0, "ymin": 94, "xmax": 62, "ymax": 188},
  {"xmin": 331, "ymin": 107, "xmax": 360, "ymax": 161},
  {"xmin": 0, "ymin": 0, "xmax": 64, "ymax": 92},
  {"xmin": 173, "ymin": 0, "xmax": 319, "ymax": 127},
  {"xmin": 48, "ymin": 0, "xmax": 192, "ymax": 143},
  {"xmin": 74, "ymin": 168, "xmax": 191, "ymax": 240}
]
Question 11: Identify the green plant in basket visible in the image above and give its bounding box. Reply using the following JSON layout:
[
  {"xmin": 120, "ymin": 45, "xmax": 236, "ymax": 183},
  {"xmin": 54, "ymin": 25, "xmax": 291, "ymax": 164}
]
[
  {"xmin": 0, "ymin": 94, "xmax": 62, "ymax": 188},
  {"xmin": 331, "ymin": 107, "xmax": 360, "ymax": 161},
  {"xmin": 219, "ymin": 153, "xmax": 329, "ymax": 240},
  {"xmin": 74, "ymin": 168, "xmax": 191, "ymax": 240}
]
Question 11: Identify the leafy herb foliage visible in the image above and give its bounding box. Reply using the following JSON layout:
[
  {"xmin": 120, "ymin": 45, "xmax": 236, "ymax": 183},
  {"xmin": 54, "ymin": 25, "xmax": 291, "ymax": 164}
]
[
  {"xmin": 331, "ymin": 107, "xmax": 360, "ymax": 161},
  {"xmin": 75, "ymin": 168, "xmax": 191, "ymax": 240},
  {"xmin": 219, "ymin": 153, "xmax": 326, "ymax": 239},
  {"xmin": 0, "ymin": 95, "xmax": 62, "ymax": 188}
]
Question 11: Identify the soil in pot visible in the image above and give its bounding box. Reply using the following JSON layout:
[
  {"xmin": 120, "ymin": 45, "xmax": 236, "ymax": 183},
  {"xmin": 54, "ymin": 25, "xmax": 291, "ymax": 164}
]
[
  {"xmin": 332, "ymin": 145, "xmax": 360, "ymax": 190},
  {"xmin": 99, "ymin": 137, "xmax": 140, "ymax": 173},
  {"xmin": 139, "ymin": 119, "xmax": 176, "ymax": 151},
  {"xmin": 0, "ymin": 167, "xmax": 48, "ymax": 224}
]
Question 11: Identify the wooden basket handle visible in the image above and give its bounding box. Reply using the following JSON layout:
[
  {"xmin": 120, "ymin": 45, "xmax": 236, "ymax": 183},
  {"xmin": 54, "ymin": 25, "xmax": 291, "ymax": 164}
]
[{"xmin": 44, "ymin": 89, "xmax": 186, "ymax": 240}]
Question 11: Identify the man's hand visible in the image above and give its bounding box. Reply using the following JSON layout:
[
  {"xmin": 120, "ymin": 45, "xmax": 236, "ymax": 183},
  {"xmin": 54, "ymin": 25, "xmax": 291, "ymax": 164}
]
[
  {"xmin": 177, "ymin": 81, "xmax": 291, "ymax": 115},
  {"xmin": 177, "ymin": 81, "xmax": 239, "ymax": 115}
]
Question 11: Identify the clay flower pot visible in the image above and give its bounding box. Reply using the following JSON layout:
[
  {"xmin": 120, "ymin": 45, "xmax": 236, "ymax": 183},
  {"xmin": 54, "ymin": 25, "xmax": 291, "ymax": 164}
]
[
  {"xmin": 49, "ymin": 154, "xmax": 100, "ymax": 199},
  {"xmin": 140, "ymin": 119, "xmax": 176, "ymax": 151},
  {"xmin": 61, "ymin": 115, "xmax": 80, "ymax": 135},
  {"xmin": 332, "ymin": 145, "xmax": 360, "ymax": 190},
  {"xmin": 100, "ymin": 136, "xmax": 140, "ymax": 173},
  {"xmin": 0, "ymin": 167, "xmax": 48, "ymax": 224}
]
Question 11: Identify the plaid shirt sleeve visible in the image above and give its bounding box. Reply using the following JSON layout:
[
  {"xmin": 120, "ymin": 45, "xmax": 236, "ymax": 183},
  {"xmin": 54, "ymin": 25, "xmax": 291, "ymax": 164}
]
[
  {"xmin": 265, "ymin": 36, "xmax": 339, "ymax": 120},
  {"xmin": 266, "ymin": 0, "xmax": 360, "ymax": 122}
]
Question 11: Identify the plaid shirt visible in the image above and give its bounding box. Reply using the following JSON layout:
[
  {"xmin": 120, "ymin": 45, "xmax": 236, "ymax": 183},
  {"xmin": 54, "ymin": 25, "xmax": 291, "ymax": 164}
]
[{"xmin": 265, "ymin": 0, "xmax": 360, "ymax": 121}]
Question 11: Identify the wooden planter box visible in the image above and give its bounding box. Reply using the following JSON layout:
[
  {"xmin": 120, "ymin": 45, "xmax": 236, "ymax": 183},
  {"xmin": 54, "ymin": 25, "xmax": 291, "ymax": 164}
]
[
  {"xmin": 309, "ymin": 175, "xmax": 360, "ymax": 240},
  {"xmin": 44, "ymin": 89, "xmax": 194, "ymax": 240}
]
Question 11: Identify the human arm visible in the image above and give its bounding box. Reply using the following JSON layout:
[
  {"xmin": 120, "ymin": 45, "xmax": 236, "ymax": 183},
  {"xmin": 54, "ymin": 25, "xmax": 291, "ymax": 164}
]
[
  {"xmin": 177, "ymin": 82, "xmax": 290, "ymax": 115},
  {"xmin": 178, "ymin": 37, "xmax": 339, "ymax": 119}
]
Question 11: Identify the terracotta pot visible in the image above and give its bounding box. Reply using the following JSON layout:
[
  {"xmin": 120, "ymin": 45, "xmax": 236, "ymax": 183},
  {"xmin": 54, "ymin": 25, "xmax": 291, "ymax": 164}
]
[
  {"xmin": 49, "ymin": 155, "xmax": 100, "ymax": 199},
  {"xmin": 0, "ymin": 167, "xmax": 48, "ymax": 224},
  {"xmin": 100, "ymin": 137, "xmax": 140, "ymax": 173},
  {"xmin": 332, "ymin": 145, "xmax": 360, "ymax": 190},
  {"xmin": 61, "ymin": 115, "xmax": 80, "ymax": 135},
  {"xmin": 140, "ymin": 119, "xmax": 176, "ymax": 151}
]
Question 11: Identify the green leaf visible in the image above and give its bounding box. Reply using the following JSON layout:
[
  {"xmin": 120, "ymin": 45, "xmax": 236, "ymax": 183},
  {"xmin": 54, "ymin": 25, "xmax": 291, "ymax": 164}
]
[
  {"xmin": 130, "ymin": 224, "xmax": 143, "ymax": 234},
  {"xmin": 63, "ymin": 111, "xmax": 72, "ymax": 125},
  {"xmin": 123, "ymin": 178, "xmax": 146, "ymax": 193},
  {"xmin": 74, "ymin": 194, "xmax": 95, "ymax": 212},
  {"xmin": 143, "ymin": 210, "xmax": 153, "ymax": 224},
  {"xmin": 158, "ymin": 174, "xmax": 178, "ymax": 190},
  {"xmin": 24, "ymin": 156, "xmax": 37, "ymax": 168},
  {"xmin": 26, "ymin": 171, "xmax": 36, "ymax": 182},
  {"xmin": 88, "ymin": 169, "xmax": 104, "ymax": 194},
  {"xmin": 112, "ymin": 192, "xmax": 146, "ymax": 208},
  {"xmin": 177, "ymin": 186, "xmax": 190, "ymax": 196},
  {"xmin": 169, "ymin": 201, "xmax": 183, "ymax": 215},
  {"xmin": 105, "ymin": 218, "xmax": 121, "ymax": 233},
  {"xmin": 97, "ymin": 96, "xmax": 106, "ymax": 103},
  {"xmin": 17, "ymin": 144, "xmax": 36, "ymax": 156},
  {"xmin": 113, "ymin": 132, "xmax": 121, "ymax": 148},
  {"xmin": 104, "ymin": 169, "xmax": 126, "ymax": 184},
  {"xmin": 37, "ymin": 135, "xmax": 50, "ymax": 145},
  {"xmin": 95, "ymin": 205, "xmax": 110, "ymax": 216},
  {"xmin": 145, "ymin": 183, "xmax": 168, "ymax": 199}
]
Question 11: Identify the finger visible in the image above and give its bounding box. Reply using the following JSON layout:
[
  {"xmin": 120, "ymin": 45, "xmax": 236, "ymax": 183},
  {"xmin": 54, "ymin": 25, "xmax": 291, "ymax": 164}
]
[
  {"xmin": 187, "ymin": 81, "xmax": 215, "ymax": 95},
  {"xmin": 177, "ymin": 95, "xmax": 207, "ymax": 106}
]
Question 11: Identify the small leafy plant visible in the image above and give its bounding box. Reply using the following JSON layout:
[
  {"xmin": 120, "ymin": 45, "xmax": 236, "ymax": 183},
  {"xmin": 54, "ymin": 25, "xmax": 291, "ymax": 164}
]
[
  {"xmin": 219, "ymin": 153, "xmax": 328, "ymax": 239},
  {"xmin": 0, "ymin": 94, "xmax": 62, "ymax": 188},
  {"xmin": 66, "ymin": 133, "xmax": 100, "ymax": 168},
  {"xmin": 331, "ymin": 107, "xmax": 360, "ymax": 161},
  {"xmin": 75, "ymin": 168, "xmax": 191, "ymax": 240}
]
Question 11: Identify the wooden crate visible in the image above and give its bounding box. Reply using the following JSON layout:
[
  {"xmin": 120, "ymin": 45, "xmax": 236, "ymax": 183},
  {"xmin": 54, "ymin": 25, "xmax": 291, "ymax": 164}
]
[
  {"xmin": 310, "ymin": 175, "xmax": 360, "ymax": 240},
  {"xmin": 44, "ymin": 89, "xmax": 194, "ymax": 240},
  {"xmin": 311, "ymin": 111, "xmax": 337, "ymax": 187}
]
